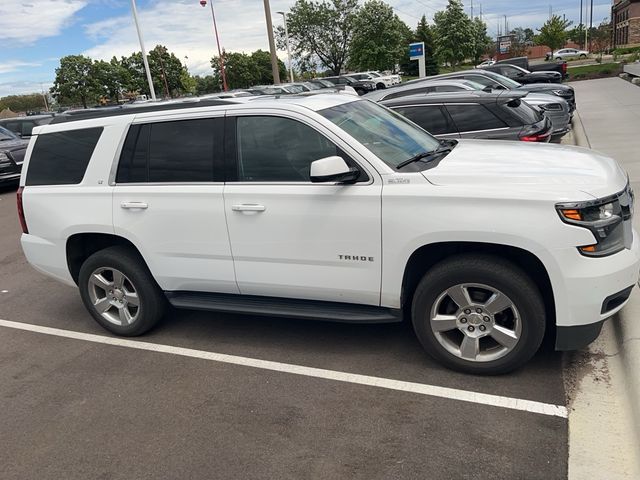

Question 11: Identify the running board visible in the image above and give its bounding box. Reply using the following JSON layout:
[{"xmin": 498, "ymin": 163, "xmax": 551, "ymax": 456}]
[{"xmin": 165, "ymin": 291, "xmax": 402, "ymax": 324}]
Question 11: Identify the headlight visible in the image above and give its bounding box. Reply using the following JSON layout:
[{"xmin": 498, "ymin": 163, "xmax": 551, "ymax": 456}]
[
  {"xmin": 539, "ymin": 103, "xmax": 562, "ymax": 111},
  {"xmin": 557, "ymin": 194, "xmax": 631, "ymax": 257},
  {"xmin": 553, "ymin": 90, "xmax": 573, "ymax": 97}
]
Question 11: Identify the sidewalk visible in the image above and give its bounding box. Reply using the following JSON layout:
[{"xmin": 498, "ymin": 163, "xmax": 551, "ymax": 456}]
[{"xmin": 568, "ymin": 77, "xmax": 640, "ymax": 478}]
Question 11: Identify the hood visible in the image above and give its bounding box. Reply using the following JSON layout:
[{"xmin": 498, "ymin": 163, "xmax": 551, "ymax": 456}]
[
  {"xmin": 422, "ymin": 140, "xmax": 627, "ymax": 198},
  {"xmin": 0, "ymin": 138, "xmax": 29, "ymax": 151}
]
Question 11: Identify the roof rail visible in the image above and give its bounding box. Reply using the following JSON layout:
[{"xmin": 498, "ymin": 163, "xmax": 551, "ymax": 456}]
[{"xmin": 50, "ymin": 98, "xmax": 236, "ymax": 124}]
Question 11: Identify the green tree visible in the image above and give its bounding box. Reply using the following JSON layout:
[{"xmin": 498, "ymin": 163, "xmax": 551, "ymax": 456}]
[
  {"xmin": 0, "ymin": 94, "xmax": 46, "ymax": 113},
  {"xmin": 120, "ymin": 45, "xmax": 189, "ymax": 98},
  {"xmin": 535, "ymin": 15, "xmax": 572, "ymax": 52},
  {"xmin": 523, "ymin": 28, "xmax": 535, "ymax": 43},
  {"xmin": 276, "ymin": 0, "xmax": 360, "ymax": 75},
  {"xmin": 50, "ymin": 55, "xmax": 98, "ymax": 108},
  {"xmin": 568, "ymin": 24, "xmax": 586, "ymax": 49},
  {"xmin": 210, "ymin": 50, "xmax": 286, "ymax": 89},
  {"xmin": 471, "ymin": 17, "xmax": 492, "ymax": 64},
  {"xmin": 509, "ymin": 27, "xmax": 529, "ymax": 57},
  {"xmin": 591, "ymin": 19, "xmax": 612, "ymax": 59},
  {"xmin": 193, "ymin": 75, "xmax": 220, "ymax": 95},
  {"xmin": 433, "ymin": 0, "xmax": 473, "ymax": 68},
  {"xmin": 92, "ymin": 58, "xmax": 130, "ymax": 102},
  {"xmin": 349, "ymin": 0, "xmax": 408, "ymax": 71},
  {"xmin": 250, "ymin": 50, "xmax": 287, "ymax": 85}
]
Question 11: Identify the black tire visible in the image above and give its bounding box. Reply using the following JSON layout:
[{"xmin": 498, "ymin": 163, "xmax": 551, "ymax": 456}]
[
  {"xmin": 411, "ymin": 254, "xmax": 545, "ymax": 375},
  {"xmin": 580, "ymin": 54, "xmax": 587, "ymax": 59},
  {"xmin": 78, "ymin": 246, "xmax": 166, "ymax": 336},
  {"xmin": 376, "ymin": 83, "xmax": 386, "ymax": 90}
]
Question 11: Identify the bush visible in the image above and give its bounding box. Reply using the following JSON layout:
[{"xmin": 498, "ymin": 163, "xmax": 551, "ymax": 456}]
[{"xmin": 613, "ymin": 46, "xmax": 640, "ymax": 56}]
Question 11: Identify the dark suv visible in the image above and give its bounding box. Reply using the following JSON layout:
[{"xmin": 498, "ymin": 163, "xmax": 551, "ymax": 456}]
[
  {"xmin": 480, "ymin": 64, "xmax": 562, "ymax": 84},
  {"xmin": 321, "ymin": 76, "xmax": 376, "ymax": 95},
  {"xmin": 0, "ymin": 126, "xmax": 28, "ymax": 186},
  {"xmin": 382, "ymin": 91, "xmax": 553, "ymax": 142},
  {"xmin": 0, "ymin": 114, "xmax": 55, "ymax": 138}
]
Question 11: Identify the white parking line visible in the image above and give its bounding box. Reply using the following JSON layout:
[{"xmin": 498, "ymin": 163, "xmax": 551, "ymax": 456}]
[{"xmin": 0, "ymin": 318, "xmax": 568, "ymax": 418}]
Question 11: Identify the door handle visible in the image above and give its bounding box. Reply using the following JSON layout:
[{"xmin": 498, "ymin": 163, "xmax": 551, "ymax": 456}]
[
  {"xmin": 232, "ymin": 204, "xmax": 266, "ymax": 212},
  {"xmin": 121, "ymin": 201, "xmax": 148, "ymax": 210}
]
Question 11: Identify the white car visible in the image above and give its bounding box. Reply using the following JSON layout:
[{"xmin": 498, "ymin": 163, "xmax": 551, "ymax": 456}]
[
  {"xmin": 476, "ymin": 59, "xmax": 496, "ymax": 68},
  {"xmin": 548, "ymin": 48, "xmax": 589, "ymax": 61},
  {"xmin": 363, "ymin": 71, "xmax": 400, "ymax": 88},
  {"xmin": 18, "ymin": 94, "xmax": 639, "ymax": 375}
]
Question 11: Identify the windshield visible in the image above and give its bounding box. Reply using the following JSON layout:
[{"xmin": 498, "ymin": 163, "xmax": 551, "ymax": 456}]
[
  {"xmin": 0, "ymin": 126, "xmax": 17, "ymax": 141},
  {"xmin": 319, "ymin": 100, "xmax": 441, "ymax": 169},
  {"xmin": 482, "ymin": 70, "xmax": 522, "ymax": 88},
  {"xmin": 368, "ymin": 72, "xmax": 381, "ymax": 78}
]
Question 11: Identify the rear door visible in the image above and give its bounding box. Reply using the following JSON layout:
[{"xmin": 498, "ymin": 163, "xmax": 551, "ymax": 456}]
[
  {"xmin": 112, "ymin": 113, "xmax": 238, "ymax": 294},
  {"xmin": 389, "ymin": 104, "xmax": 460, "ymax": 139},
  {"xmin": 444, "ymin": 103, "xmax": 516, "ymax": 140}
]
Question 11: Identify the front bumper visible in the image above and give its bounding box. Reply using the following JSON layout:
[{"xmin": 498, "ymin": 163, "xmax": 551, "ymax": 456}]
[{"xmin": 553, "ymin": 230, "xmax": 640, "ymax": 350}]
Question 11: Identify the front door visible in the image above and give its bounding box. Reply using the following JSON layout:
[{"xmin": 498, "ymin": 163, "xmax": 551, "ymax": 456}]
[{"xmin": 223, "ymin": 113, "xmax": 382, "ymax": 306}]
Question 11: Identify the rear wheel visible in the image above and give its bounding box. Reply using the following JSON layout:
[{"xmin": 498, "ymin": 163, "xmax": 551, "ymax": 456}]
[
  {"xmin": 376, "ymin": 82, "xmax": 386, "ymax": 90},
  {"xmin": 411, "ymin": 254, "xmax": 546, "ymax": 375},
  {"xmin": 579, "ymin": 54, "xmax": 587, "ymax": 59},
  {"xmin": 79, "ymin": 246, "xmax": 165, "ymax": 336}
]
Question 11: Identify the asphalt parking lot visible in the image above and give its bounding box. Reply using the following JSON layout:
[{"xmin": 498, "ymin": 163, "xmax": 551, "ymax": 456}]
[{"xmin": 0, "ymin": 185, "xmax": 568, "ymax": 479}]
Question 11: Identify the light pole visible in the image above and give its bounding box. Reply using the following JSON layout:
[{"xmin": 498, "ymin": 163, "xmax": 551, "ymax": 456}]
[
  {"xmin": 277, "ymin": 11, "xmax": 294, "ymax": 83},
  {"xmin": 129, "ymin": 0, "xmax": 156, "ymax": 101},
  {"xmin": 263, "ymin": 0, "xmax": 280, "ymax": 85},
  {"xmin": 200, "ymin": 0, "xmax": 228, "ymax": 91}
]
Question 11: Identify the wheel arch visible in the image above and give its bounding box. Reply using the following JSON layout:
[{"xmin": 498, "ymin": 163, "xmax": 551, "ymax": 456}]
[
  {"xmin": 66, "ymin": 233, "xmax": 147, "ymax": 286},
  {"xmin": 400, "ymin": 241, "xmax": 555, "ymax": 328}
]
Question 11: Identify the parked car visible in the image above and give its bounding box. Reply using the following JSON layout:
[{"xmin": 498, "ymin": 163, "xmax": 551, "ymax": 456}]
[
  {"xmin": 480, "ymin": 64, "xmax": 563, "ymax": 84},
  {"xmin": 495, "ymin": 56, "xmax": 567, "ymax": 79},
  {"xmin": 476, "ymin": 59, "xmax": 496, "ymax": 68},
  {"xmin": 0, "ymin": 126, "xmax": 28, "ymax": 186},
  {"xmin": 18, "ymin": 94, "xmax": 638, "ymax": 375},
  {"xmin": 366, "ymin": 79, "xmax": 571, "ymax": 137},
  {"xmin": 406, "ymin": 70, "xmax": 576, "ymax": 112},
  {"xmin": 382, "ymin": 91, "xmax": 553, "ymax": 142},
  {"xmin": 322, "ymin": 75, "xmax": 376, "ymax": 95},
  {"xmin": 350, "ymin": 71, "xmax": 396, "ymax": 89},
  {"xmin": 547, "ymin": 48, "xmax": 589, "ymax": 61},
  {"xmin": 0, "ymin": 114, "xmax": 54, "ymax": 138}
]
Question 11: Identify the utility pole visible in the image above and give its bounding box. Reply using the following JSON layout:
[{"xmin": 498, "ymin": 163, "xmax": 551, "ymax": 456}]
[
  {"xmin": 471, "ymin": 0, "xmax": 473, "ymax": 20},
  {"xmin": 201, "ymin": 0, "xmax": 228, "ymax": 92},
  {"xmin": 579, "ymin": 0, "xmax": 583, "ymax": 26},
  {"xmin": 589, "ymin": 0, "xmax": 594, "ymax": 51},
  {"xmin": 480, "ymin": 3, "xmax": 483, "ymax": 21},
  {"xmin": 277, "ymin": 11, "xmax": 294, "ymax": 83},
  {"xmin": 504, "ymin": 15, "xmax": 508, "ymax": 35},
  {"xmin": 129, "ymin": 0, "xmax": 156, "ymax": 101},
  {"xmin": 263, "ymin": 0, "xmax": 281, "ymax": 85}
]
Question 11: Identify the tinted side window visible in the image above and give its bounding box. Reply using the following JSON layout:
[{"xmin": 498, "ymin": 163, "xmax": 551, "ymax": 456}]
[
  {"xmin": 236, "ymin": 116, "xmax": 340, "ymax": 182},
  {"xmin": 445, "ymin": 104, "xmax": 507, "ymax": 132},
  {"xmin": 116, "ymin": 118, "xmax": 223, "ymax": 183},
  {"xmin": 26, "ymin": 127, "xmax": 102, "ymax": 186},
  {"xmin": 392, "ymin": 105, "xmax": 453, "ymax": 135}
]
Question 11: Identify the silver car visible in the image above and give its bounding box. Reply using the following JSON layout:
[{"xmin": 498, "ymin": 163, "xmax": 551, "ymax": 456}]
[{"xmin": 548, "ymin": 48, "xmax": 589, "ymax": 61}]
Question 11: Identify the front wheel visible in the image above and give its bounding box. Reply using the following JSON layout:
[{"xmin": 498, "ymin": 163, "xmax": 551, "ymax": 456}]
[
  {"xmin": 79, "ymin": 246, "xmax": 166, "ymax": 336},
  {"xmin": 411, "ymin": 255, "xmax": 546, "ymax": 375},
  {"xmin": 579, "ymin": 54, "xmax": 587, "ymax": 59}
]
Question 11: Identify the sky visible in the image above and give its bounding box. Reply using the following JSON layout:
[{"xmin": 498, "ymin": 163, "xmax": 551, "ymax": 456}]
[{"xmin": 0, "ymin": 0, "xmax": 614, "ymax": 97}]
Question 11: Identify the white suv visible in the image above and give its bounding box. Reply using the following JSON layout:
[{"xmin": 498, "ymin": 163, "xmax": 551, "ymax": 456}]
[{"xmin": 18, "ymin": 94, "xmax": 639, "ymax": 374}]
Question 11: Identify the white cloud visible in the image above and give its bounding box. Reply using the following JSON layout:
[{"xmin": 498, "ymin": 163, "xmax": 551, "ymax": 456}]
[
  {"xmin": 0, "ymin": 60, "xmax": 41, "ymax": 75},
  {"xmin": 83, "ymin": 0, "xmax": 298, "ymax": 76},
  {"xmin": 0, "ymin": 0, "xmax": 87, "ymax": 45},
  {"xmin": 0, "ymin": 81, "xmax": 52, "ymax": 98}
]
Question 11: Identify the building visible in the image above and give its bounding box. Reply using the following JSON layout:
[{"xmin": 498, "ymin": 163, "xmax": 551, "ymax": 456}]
[{"xmin": 612, "ymin": 0, "xmax": 640, "ymax": 48}]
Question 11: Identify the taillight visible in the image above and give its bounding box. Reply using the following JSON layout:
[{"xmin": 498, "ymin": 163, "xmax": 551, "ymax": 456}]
[
  {"xmin": 562, "ymin": 63, "xmax": 567, "ymax": 76},
  {"xmin": 17, "ymin": 186, "xmax": 28, "ymax": 234},
  {"xmin": 520, "ymin": 132, "xmax": 551, "ymax": 142}
]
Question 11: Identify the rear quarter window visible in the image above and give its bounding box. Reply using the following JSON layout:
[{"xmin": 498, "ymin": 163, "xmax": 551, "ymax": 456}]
[
  {"xmin": 26, "ymin": 127, "xmax": 103, "ymax": 186},
  {"xmin": 502, "ymin": 99, "xmax": 544, "ymax": 125}
]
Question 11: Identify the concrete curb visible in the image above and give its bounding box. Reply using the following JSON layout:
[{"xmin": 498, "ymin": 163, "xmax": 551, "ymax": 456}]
[{"xmin": 569, "ymin": 110, "xmax": 640, "ymax": 450}]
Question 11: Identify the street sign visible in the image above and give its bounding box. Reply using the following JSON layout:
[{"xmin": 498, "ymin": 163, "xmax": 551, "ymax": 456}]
[
  {"xmin": 409, "ymin": 42, "xmax": 425, "ymax": 60},
  {"xmin": 409, "ymin": 42, "xmax": 426, "ymax": 78}
]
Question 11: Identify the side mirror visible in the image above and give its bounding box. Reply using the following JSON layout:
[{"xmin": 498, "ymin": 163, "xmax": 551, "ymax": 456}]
[{"xmin": 310, "ymin": 156, "xmax": 359, "ymax": 183}]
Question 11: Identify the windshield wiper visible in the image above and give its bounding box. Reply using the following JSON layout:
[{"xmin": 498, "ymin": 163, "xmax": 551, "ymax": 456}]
[{"xmin": 396, "ymin": 143, "xmax": 454, "ymax": 169}]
